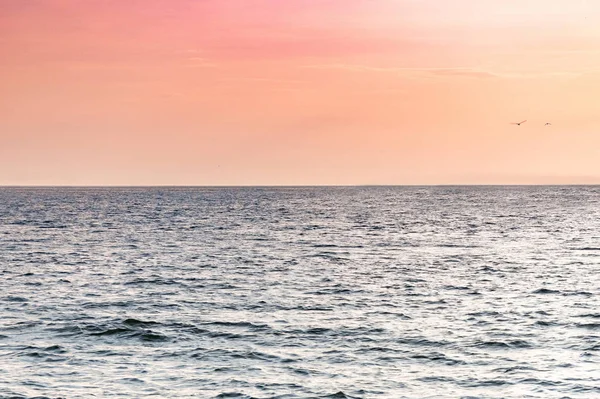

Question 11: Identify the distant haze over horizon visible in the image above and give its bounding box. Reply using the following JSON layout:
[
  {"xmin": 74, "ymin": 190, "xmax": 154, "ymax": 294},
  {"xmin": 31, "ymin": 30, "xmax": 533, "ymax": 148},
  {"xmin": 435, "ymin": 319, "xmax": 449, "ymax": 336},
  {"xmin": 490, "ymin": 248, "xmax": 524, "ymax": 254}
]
[
  {"xmin": 2, "ymin": 178, "xmax": 600, "ymax": 187},
  {"xmin": 1, "ymin": 0, "xmax": 599, "ymax": 185}
]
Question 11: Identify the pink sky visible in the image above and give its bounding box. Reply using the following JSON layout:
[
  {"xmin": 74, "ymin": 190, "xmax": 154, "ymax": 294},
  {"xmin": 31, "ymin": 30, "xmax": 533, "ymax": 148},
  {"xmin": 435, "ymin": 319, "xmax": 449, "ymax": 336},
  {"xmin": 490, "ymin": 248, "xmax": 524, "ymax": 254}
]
[{"xmin": 1, "ymin": 0, "xmax": 599, "ymax": 185}]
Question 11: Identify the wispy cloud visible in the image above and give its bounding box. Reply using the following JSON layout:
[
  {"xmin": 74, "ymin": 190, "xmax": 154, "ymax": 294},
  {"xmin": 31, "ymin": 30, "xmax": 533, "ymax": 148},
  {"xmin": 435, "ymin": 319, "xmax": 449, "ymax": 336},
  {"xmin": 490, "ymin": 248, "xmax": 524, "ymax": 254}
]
[
  {"xmin": 218, "ymin": 77, "xmax": 305, "ymax": 84},
  {"xmin": 301, "ymin": 64, "xmax": 404, "ymax": 72},
  {"xmin": 301, "ymin": 64, "xmax": 499, "ymax": 78},
  {"xmin": 428, "ymin": 68, "xmax": 498, "ymax": 78},
  {"xmin": 182, "ymin": 56, "xmax": 217, "ymax": 68},
  {"xmin": 301, "ymin": 64, "xmax": 589, "ymax": 79}
]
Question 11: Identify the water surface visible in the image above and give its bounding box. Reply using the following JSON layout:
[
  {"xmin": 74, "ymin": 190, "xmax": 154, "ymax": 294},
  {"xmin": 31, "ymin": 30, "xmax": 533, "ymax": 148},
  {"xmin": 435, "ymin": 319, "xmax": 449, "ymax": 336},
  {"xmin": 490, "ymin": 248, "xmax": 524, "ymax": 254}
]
[{"xmin": 1, "ymin": 186, "xmax": 599, "ymax": 398}]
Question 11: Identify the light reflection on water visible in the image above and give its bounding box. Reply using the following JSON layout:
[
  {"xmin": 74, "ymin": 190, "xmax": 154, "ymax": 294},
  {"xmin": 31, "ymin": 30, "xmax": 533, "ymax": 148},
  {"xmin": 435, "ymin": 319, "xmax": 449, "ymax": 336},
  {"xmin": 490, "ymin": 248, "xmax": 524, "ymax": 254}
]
[{"xmin": 0, "ymin": 186, "xmax": 599, "ymax": 398}]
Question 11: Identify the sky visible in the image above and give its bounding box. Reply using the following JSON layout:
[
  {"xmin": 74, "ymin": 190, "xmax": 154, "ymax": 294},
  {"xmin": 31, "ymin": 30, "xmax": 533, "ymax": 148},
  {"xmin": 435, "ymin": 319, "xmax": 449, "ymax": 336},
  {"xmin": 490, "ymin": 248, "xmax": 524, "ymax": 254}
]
[{"xmin": 1, "ymin": 0, "xmax": 599, "ymax": 185}]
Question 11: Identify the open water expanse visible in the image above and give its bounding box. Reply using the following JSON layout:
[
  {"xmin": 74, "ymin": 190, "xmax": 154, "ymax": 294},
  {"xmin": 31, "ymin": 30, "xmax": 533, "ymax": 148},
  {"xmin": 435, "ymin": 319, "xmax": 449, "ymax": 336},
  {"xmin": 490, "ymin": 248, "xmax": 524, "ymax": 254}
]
[{"xmin": 1, "ymin": 186, "xmax": 599, "ymax": 399}]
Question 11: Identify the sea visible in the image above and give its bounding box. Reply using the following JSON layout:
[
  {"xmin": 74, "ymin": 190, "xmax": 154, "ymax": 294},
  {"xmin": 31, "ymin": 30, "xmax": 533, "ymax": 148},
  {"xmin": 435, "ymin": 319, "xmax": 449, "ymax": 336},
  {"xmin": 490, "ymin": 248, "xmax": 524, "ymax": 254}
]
[{"xmin": 1, "ymin": 186, "xmax": 599, "ymax": 399}]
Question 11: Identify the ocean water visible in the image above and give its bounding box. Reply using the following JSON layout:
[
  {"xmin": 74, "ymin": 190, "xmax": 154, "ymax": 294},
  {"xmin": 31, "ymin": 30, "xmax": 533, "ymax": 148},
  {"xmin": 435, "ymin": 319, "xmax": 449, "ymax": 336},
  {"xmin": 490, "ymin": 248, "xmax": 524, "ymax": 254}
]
[{"xmin": 1, "ymin": 186, "xmax": 599, "ymax": 399}]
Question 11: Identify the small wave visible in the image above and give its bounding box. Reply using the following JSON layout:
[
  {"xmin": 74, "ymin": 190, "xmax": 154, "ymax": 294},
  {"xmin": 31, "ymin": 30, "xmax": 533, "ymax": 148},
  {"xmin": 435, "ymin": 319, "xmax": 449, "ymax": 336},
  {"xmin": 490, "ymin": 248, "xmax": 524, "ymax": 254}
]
[
  {"xmin": 494, "ymin": 365, "xmax": 538, "ymax": 373},
  {"xmin": 467, "ymin": 311, "xmax": 501, "ymax": 317},
  {"xmin": 214, "ymin": 393, "xmax": 298, "ymax": 399},
  {"xmin": 532, "ymin": 288, "xmax": 561, "ymax": 294},
  {"xmin": 437, "ymin": 244, "xmax": 480, "ymax": 248},
  {"xmin": 292, "ymin": 305, "xmax": 334, "ymax": 312},
  {"xmin": 564, "ymin": 291, "xmax": 593, "ymax": 297},
  {"xmin": 423, "ymin": 299, "xmax": 447, "ymax": 305},
  {"xmin": 311, "ymin": 288, "xmax": 357, "ymax": 295},
  {"xmin": 123, "ymin": 318, "xmax": 161, "ymax": 327},
  {"xmin": 215, "ymin": 393, "xmax": 249, "ymax": 399},
  {"xmin": 575, "ymin": 323, "xmax": 600, "ymax": 330},
  {"xmin": 3, "ymin": 296, "xmax": 29, "ymax": 302},
  {"xmin": 238, "ymin": 351, "xmax": 286, "ymax": 362},
  {"xmin": 137, "ymin": 331, "xmax": 169, "ymax": 342},
  {"xmin": 87, "ymin": 324, "xmax": 169, "ymax": 342},
  {"xmin": 321, "ymin": 392, "xmax": 359, "ymax": 399},
  {"xmin": 18, "ymin": 345, "xmax": 68, "ymax": 362},
  {"xmin": 43, "ymin": 345, "xmax": 67, "ymax": 353},
  {"xmin": 398, "ymin": 337, "xmax": 450, "ymax": 347},
  {"xmin": 405, "ymin": 278, "xmax": 426, "ymax": 283},
  {"xmin": 124, "ymin": 278, "xmax": 182, "ymax": 286},
  {"xmin": 192, "ymin": 348, "xmax": 290, "ymax": 363},
  {"xmin": 2, "ymin": 321, "xmax": 41, "ymax": 330},
  {"xmin": 206, "ymin": 331, "xmax": 247, "ymax": 340},
  {"xmin": 473, "ymin": 340, "xmax": 532, "ymax": 349},
  {"xmin": 286, "ymin": 366, "xmax": 326, "ymax": 376},
  {"xmin": 207, "ymin": 321, "xmax": 271, "ymax": 331},
  {"xmin": 38, "ymin": 223, "xmax": 68, "ymax": 229},
  {"xmin": 535, "ymin": 320, "xmax": 559, "ymax": 327},
  {"xmin": 418, "ymin": 375, "xmax": 456, "ymax": 383},
  {"xmin": 90, "ymin": 327, "xmax": 131, "ymax": 336},
  {"xmin": 304, "ymin": 327, "xmax": 332, "ymax": 335},
  {"xmin": 46, "ymin": 324, "xmax": 85, "ymax": 336},
  {"xmin": 82, "ymin": 300, "xmax": 134, "ymax": 308},
  {"xmin": 307, "ymin": 253, "xmax": 349, "ymax": 263},
  {"xmin": 570, "ymin": 384, "xmax": 600, "ymax": 393},
  {"xmin": 460, "ymin": 378, "xmax": 513, "ymax": 387},
  {"xmin": 410, "ymin": 352, "xmax": 466, "ymax": 365},
  {"xmin": 355, "ymin": 346, "xmax": 406, "ymax": 354},
  {"xmin": 370, "ymin": 311, "xmax": 411, "ymax": 319},
  {"xmin": 443, "ymin": 285, "xmax": 471, "ymax": 291},
  {"xmin": 575, "ymin": 313, "xmax": 600, "ymax": 319},
  {"xmin": 535, "ymin": 310, "xmax": 551, "ymax": 316}
]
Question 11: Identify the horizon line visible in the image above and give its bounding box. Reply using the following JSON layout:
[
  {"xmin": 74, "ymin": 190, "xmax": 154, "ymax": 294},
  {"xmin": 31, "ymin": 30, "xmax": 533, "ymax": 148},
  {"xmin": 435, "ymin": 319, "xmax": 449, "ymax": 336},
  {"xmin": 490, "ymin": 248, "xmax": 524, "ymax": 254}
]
[{"xmin": 1, "ymin": 183, "xmax": 599, "ymax": 188}]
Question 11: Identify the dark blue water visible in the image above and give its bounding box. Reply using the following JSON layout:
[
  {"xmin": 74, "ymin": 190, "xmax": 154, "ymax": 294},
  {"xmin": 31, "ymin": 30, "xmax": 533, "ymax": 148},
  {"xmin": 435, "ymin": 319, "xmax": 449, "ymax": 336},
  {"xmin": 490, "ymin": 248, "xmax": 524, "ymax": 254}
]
[{"xmin": 1, "ymin": 186, "xmax": 599, "ymax": 398}]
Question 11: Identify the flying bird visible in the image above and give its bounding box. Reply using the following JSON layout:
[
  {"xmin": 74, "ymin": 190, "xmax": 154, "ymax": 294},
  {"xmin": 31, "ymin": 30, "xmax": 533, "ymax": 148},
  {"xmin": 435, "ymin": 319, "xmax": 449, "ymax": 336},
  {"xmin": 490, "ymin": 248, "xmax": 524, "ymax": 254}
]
[
  {"xmin": 545, "ymin": 122, "xmax": 551, "ymax": 126},
  {"xmin": 511, "ymin": 120, "xmax": 527, "ymax": 126}
]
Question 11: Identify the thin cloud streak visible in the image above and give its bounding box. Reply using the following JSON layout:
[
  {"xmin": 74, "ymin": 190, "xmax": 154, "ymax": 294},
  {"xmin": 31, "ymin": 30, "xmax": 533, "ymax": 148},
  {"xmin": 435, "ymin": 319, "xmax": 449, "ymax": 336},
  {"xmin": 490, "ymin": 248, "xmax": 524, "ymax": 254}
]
[
  {"xmin": 301, "ymin": 64, "xmax": 499, "ymax": 78},
  {"xmin": 301, "ymin": 64, "xmax": 589, "ymax": 79}
]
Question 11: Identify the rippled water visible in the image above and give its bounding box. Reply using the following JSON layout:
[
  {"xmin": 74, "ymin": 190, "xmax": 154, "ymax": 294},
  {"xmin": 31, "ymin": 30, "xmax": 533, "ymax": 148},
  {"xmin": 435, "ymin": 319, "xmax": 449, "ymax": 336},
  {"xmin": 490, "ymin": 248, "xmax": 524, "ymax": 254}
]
[{"xmin": 1, "ymin": 186, "xmax": 600, "ymax": 398}]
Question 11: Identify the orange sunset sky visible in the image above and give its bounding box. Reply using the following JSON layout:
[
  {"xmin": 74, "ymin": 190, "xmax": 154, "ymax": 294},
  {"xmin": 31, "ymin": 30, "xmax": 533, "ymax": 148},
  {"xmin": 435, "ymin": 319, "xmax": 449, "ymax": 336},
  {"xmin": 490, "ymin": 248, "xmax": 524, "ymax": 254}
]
[{"xmin": 1, "ymin": 0, "xmax": 599, "ymax": 185}]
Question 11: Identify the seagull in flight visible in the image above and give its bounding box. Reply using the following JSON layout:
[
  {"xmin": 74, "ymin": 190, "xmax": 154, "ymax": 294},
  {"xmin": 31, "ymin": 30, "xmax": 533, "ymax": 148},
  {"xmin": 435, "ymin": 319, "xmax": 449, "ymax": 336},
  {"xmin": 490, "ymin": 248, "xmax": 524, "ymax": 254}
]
[
  {"xmin": 545, "ymin": 122, "xmax": 551, "ymax": 126},
  {"xmin": 511, "ymin": 120, "xmax": 527, "ymax": 126}
]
